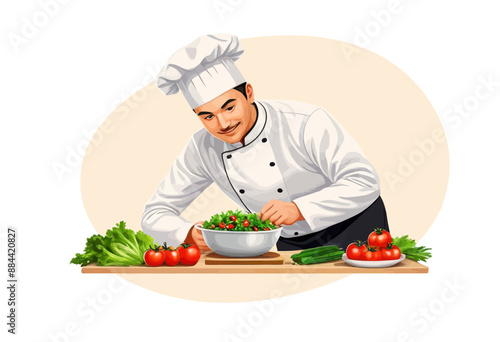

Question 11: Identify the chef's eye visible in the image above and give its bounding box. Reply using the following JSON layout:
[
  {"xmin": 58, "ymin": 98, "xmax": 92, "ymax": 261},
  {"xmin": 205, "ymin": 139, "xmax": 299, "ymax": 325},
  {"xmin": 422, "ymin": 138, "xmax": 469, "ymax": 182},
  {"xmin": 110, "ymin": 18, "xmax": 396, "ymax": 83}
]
[
  {"xmin": 204, "ymin": 114, "xmax": 214, "ymax": 120},
  {"xmin": 226, "ymin": 106, "xmax": 235, "ymax": 112}
]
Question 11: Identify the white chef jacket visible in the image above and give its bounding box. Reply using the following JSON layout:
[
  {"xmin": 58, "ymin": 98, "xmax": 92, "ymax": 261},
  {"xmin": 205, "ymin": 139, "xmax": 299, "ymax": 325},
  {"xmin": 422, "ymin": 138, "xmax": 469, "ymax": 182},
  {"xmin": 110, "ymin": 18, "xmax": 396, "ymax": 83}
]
[{"xmin": 141, "ymin": 100, "xmax": 380, "ymax": 246}]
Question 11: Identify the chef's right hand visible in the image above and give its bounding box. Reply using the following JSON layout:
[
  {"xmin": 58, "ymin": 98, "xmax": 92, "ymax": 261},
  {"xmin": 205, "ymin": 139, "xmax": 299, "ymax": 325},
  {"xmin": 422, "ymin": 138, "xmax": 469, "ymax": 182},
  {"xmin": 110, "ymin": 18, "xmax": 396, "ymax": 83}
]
[{"xmin": 186, "ymin": 221, "xmax": 211, "ymax": 251}]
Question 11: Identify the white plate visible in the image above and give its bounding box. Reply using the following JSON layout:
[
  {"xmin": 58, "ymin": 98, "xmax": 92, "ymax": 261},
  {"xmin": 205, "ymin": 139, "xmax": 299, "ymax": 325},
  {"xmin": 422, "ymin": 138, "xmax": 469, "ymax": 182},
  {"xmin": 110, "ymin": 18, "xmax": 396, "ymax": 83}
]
[{"xmin": 342, "ymin": 253, "xmax": 406, "ymax": 268}]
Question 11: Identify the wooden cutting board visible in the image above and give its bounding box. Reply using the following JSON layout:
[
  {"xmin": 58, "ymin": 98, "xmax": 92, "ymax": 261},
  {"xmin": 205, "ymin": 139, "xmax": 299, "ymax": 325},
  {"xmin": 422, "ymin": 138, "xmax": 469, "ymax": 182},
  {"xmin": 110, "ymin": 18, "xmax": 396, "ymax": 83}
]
[
  {"xmin": 81, "ymin": 251, "xmax": 428, "ymax": 273},
  {"xmin": 204, "ymin": 251, "xmax": 284, "ymax": 265}
]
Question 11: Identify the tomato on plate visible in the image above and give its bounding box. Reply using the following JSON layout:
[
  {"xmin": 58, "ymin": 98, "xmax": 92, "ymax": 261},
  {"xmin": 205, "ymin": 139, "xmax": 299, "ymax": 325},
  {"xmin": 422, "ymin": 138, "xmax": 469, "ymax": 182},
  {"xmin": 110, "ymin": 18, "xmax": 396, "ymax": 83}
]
[
  {"xmin": 363, "ymin": 246, "xmax": 382, "ymax": 261},
  {"xmin": 230, "ymin": 215, "xmax": 237, "ymax": 222},
  {"xmin": 144, "ymin": 246, "xmax": 165, "ymax": 267},
  {"xmin": 242, "ymin": 220, "xmax": 250, "ymax": 227},
  {"xmin": 381, "ymin": 243, "xmax": 401, "ymax": 260},
  {"xmin": 178, "ymin": 243, "xmax": 201, "ymax": 266},
  {"xmin": 346, "ymin": 240, "xmax": 367, "ymax": 260},
  {"xmin": 368, "ymin": 228, "xmax": 392, "ymax": 248}
]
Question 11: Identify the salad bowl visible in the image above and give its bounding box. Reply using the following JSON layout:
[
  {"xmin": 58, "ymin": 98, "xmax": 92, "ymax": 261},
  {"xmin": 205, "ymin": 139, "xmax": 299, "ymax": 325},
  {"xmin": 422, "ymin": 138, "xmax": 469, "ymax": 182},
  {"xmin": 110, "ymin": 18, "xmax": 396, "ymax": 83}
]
[{"xmin": 195, "ymin": 224, "xmax": 283, "ymax": 257}]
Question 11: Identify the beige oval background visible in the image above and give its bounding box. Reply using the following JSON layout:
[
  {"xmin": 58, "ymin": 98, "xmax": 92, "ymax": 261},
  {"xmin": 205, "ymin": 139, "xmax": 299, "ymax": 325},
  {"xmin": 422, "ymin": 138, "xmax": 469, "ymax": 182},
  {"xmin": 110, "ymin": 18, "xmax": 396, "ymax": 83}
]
[{"xmin": 81, "ymin": 36, "xmax": 449, "ymax": 302}]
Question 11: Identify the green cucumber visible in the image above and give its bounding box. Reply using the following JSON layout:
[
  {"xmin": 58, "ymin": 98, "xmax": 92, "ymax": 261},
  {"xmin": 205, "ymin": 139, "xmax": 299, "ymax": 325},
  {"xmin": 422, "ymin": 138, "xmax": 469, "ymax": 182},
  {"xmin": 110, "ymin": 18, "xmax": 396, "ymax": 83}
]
[
  {"xmin": 291, "ymin": 245, "xmax": 344, "ymax": 265},
  {"xmin": 291, "ymin": 245, "xmax": 342, "ymax": 259},
  {"xmin": 297, "ymin": 251, "xmax": 344, "ymax": 265}
]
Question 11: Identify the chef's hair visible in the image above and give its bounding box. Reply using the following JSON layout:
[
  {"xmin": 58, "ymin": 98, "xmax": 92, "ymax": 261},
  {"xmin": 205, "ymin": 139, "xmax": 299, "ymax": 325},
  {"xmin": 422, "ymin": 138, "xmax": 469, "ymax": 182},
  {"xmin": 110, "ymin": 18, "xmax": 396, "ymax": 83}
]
[{"xmin": 233, "ymin": 82, "xmax": 247, "ymax": 99}]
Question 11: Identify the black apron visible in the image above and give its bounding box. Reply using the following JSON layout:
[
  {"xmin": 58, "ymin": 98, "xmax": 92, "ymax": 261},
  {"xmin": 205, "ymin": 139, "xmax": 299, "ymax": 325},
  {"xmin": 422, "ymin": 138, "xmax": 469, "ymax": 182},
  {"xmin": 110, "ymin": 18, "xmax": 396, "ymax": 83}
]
[{"xmin": 277, "ymin": 196, "xmax": 389, "ymax": 251}]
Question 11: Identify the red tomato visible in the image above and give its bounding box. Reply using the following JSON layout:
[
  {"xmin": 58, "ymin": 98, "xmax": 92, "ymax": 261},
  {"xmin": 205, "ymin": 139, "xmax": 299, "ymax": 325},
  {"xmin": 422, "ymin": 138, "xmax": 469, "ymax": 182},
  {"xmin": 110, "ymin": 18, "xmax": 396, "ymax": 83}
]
[
  {"xmin": 243, "ymin": 220, "xmax": 250, "ymax": 227},
  {"xmin": 368, "ymin": 228, "xmax": 392, "ymax": 248},
  {"xmin": 163, "ymin": 249, "xmax": 180, "ymax": 266},
  {"xmin": 144, "ymin": 247, "xmax": 165, "ymax": 267},
  {"xmin": 178, "ymin": 243, "xmax": 201, "ymax": 266},
  {"xmin": 227, "ymin": 224, "xmax": 235, "ymax": 229},
  {"xmin": 346, "ymin": 241, "xmax": 366, "ymax": 260},
  {"xmin": 230, "ymin": 215, "xmax": 237, "ymax": 222},
  {"xmin": 363, "ymin": 247, "xmax": 382, "ymax": 261},
  {"xmin": 381, "ymin": 244, "xmax": 401, "ymax": 260},
  {"xmin": 219, "ymin": 222, "xmax": 226, "ymax": 229}
]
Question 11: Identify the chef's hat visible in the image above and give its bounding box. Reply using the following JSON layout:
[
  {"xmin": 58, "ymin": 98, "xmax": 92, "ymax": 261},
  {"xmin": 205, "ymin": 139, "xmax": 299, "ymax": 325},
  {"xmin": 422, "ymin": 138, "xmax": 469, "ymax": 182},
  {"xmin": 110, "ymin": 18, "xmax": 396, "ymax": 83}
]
[{"xmin": 156, "ymin": 34, "xmax": 246, "ymax": 109}]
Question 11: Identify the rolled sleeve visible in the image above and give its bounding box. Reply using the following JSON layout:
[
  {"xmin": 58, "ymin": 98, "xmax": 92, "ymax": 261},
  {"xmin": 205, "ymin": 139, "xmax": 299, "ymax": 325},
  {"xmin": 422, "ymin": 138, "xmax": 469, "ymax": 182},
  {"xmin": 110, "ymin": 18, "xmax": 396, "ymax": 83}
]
[
  {"xmin": 293, "ymin": 108, "xmax": 380, "ymax": 232},
  {"xmin": 141, "ymin": 137, "xmax": 212, "ymax": 246}
]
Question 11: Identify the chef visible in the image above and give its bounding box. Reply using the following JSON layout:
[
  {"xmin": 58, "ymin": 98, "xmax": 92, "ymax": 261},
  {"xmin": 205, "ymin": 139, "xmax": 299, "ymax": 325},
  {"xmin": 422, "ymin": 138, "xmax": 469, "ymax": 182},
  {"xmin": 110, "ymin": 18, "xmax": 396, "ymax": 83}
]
[{"xmin": 141, "ymin": 34, "xmax": 389, "ymax": 251}]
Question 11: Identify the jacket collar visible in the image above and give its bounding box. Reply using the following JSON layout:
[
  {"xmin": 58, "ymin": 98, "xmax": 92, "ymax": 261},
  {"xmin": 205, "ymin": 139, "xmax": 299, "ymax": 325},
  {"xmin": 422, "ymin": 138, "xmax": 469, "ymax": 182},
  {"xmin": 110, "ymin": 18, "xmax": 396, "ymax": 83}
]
[{"xmin": 226, "ymin": 101, "xmax": 267, "ymax": 149}]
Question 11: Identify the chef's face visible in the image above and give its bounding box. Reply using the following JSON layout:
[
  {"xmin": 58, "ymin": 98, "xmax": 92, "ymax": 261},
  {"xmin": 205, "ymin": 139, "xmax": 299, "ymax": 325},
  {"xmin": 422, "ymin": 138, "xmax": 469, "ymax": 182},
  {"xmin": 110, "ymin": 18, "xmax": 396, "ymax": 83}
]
[{"xmin": 194, "ymin": 83, "xmax": 256, "ymax": 144}]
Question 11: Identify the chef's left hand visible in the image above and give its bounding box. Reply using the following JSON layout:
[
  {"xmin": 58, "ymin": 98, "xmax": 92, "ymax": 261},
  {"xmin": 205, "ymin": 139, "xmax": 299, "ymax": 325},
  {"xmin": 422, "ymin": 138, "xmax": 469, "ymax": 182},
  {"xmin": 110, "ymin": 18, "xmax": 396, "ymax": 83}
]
[{"xmin": 260, "ymin": 200, "xmax": 305, "ymax": 226}]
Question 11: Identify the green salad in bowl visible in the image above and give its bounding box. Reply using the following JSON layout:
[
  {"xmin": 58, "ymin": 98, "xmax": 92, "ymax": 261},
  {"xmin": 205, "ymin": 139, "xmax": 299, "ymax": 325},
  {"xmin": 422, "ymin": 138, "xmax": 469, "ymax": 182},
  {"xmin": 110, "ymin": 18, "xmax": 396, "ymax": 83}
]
[
  {"xmin": 197, "ymin": 210, "xmax": 282, "ymax": 257},
  {"xmin": 201, "ymin": 210, "xmax": 278, "ymax": 231}
]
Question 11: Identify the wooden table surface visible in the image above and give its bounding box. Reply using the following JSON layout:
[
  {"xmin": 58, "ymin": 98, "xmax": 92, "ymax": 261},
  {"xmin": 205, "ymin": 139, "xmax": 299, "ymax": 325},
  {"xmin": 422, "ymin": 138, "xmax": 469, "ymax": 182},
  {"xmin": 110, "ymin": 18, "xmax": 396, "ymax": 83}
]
[{"xmin": 81, "ymin": 251, "xmax": 428, "ymax": 274}]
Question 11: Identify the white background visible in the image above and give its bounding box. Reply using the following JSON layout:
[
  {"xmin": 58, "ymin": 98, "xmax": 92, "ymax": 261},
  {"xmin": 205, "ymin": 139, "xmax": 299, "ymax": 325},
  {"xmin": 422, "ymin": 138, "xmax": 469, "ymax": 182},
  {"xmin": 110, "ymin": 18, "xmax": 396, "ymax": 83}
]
[{"xmin": 1, "ymin": 1, "xmax": 499, "ymax": 341}]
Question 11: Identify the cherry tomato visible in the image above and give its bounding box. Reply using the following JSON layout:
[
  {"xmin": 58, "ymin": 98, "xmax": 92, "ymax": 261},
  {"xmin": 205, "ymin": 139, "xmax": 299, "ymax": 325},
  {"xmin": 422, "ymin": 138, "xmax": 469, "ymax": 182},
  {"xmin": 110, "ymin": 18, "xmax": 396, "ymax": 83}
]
[
  {"xmin": 163, "ymin": 249, "xmax": 180, "ymax": 266},
  {"xmin": 178, "ymin": 243, "xmax": 201, "ymax": 266},
  {"xmin": 219, "ymin": 222, "xmax": 226, "ymax": 229},
  {"xmin": 368, "ymin": 228, "xmax": 392, "ymax": 248},
  {"xmin": 381, "ymin": 243, "xmax": 401, "ymax": 260},
  {"xmin": 243, "ymin": 220, "xmax": 250, "ymax": 227},
  {"xmin": 363, "ymin": 247, "xmax": 382, "ymax": 261},
  {"xmin": 227, "ymin": 224, "xmax": 235, "ymax": 229},
  {"xmin": 346, "ymin": 240, "xmax": 366, "ymax": 260},
  {"xmin": 230, "ymin": 215, "xmax": 237, "ymax": 222},
  {"xmin": 144, "ymin": 246, "xmax": 165, "ymax": 267},
  {"xmin": 253, "ymin": 227, "xmax": 258, "ymax": 231}
]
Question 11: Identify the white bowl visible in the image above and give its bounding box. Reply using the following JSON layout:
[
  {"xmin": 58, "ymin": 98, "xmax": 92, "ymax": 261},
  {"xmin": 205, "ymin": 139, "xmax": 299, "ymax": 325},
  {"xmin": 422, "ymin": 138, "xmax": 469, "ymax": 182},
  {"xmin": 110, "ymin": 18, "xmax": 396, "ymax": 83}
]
[
  {"xmin": 195, "ymin": 224, "xmax": 282, "ymax": 257},
  {"xmin": 342, "ymin": 253, "xmax": 406, "ymax": 268}
]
